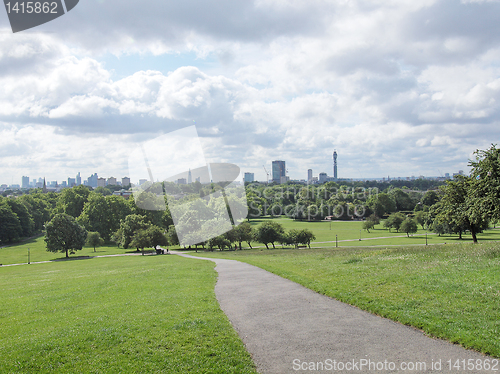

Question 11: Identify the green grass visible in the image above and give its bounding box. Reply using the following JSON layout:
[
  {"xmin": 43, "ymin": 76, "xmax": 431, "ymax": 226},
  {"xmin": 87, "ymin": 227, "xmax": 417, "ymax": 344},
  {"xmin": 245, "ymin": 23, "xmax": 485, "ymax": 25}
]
[
  {"xmin": 242, "ymin": 217, "xmax": 500, "ymax": 249},
  {"xmin": 0, "ymin": 255, "xmax": 257, "ymax": 373},
  {"xmin": 190, "ymin": 242, "xmax": 500, "ymax": 358}
]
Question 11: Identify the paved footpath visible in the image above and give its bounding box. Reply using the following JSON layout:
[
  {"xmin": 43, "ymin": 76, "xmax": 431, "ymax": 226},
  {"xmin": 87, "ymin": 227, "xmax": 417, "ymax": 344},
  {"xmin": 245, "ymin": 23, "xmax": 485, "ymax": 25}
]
[{"xmin": 174, "ymin": 252, "xmax": 497, "ymax": 374}]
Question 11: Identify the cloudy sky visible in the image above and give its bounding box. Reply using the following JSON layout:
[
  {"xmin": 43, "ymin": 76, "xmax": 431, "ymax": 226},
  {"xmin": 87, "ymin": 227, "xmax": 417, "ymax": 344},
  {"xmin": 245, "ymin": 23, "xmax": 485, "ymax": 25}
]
[{"xmin": 1, "ymin": 0, "xmax": 500, "ymax": 185}]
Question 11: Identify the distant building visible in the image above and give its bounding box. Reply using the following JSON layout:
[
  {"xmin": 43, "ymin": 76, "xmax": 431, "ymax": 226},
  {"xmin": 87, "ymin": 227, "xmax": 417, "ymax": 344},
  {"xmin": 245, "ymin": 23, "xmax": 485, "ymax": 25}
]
[
  {"xmin": 68, "ymin": 178, "xmax": 76, "ymax": 187},
  {"xmin": 87, "ymin": 173, "xmax": 98, "ymax": 188},
  {"xmin": 22, "ymin": 176, "xmax": 30, "ymax": 189},
  {"xmin": 333, "ymin": 150, "xmax": 338, "ymax": 180},
  {"xmin": 272, "ymin": 160, "xmax": 286, "ymax": 184},
  {"xmin": 139, "ymin": 179, "xmax": 147, "ymax": 186},
  {"xmin": 188, "ymin": 169, "xmax": 192, "ymax": 184},
  {"xmin": 76, "ymin": 172, "xmax": 81, "ymax": 186},
  {"xmin": 244, "ymin": 172, "xmax": 254, "ymax": 183},
  {"xmin": 113, "ymin": 189, "xmax": 133, "ymax": 199},
  {"xmin": 307, "ymin": 169, "xmax": 312, "ymax": 183},
  {"xmin": 107, "ymin": 177, "xmax": 117, "ymax": 186},
  {"xmin": 97, "ymin": 178, "xmax": 106, "ymax": 188},
  {"xmin": 319, "ymin": 172, "xmax": 328, "ymax": 183},
  {"xmin": 122, "ymin": 177, "xmax": 130, "ymax": 187},
  {"xmin": 177, "ymin": 178, "xmax": 187, "ymax": 185},
  {"xmin": 61, "ymin": 181, "xmax": 67, "ymax": 188}
]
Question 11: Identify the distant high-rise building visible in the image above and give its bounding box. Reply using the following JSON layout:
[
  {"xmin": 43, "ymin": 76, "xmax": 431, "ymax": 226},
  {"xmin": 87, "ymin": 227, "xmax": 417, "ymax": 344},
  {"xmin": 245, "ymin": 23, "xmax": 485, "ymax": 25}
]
[
  {"xmin": 177, "ymin": 178, "xmax": 187, "ymax": 185},
  {"xmin": 22, "ymin": 176, "xmax": 29, "ymax": 189},
  {"xmin": 107, "ymin": 177, "xmax": 117, "ymax": 186},
  {"xmin": 87, "ymin": 173, "xmax": 98, "ymax": 188},
  {"xmin": 319, "ymin": 172, "xmax": 328, "ymax": 183},
  {"xmin": 68, "ymin": 177, "xmax": 76, "ymax": 187},
  {"xmin": 333, "ymin": 150, "xmax": 338, "ymax": 180},
  {"xmin": 244, "ymin": 172, "xmax": 254, "ymax": 183},
  {"xmin": 139, "ymin": 179, "xmax": 147, "ymax": 186},
  {"xmin": 188, "ymin": 169, "xmax": 192, "ymax": 184},
  {"xmin": 76, "ymin": 172, "xmax": 81, "ymax": 186},
  {"xmin": 307, "ymin": 169, "xmax": 312, "ymax": 183},
  {"xmin": 272, "ymin": 160, "xmax": 286, "ymax": 184},
  {"xmin": 97, "ymin": 178, "xmax": 106, "ymax": 187},
  {"xmin": 122, "ymin": 177, "xmax": 130, "ymax": 187}
]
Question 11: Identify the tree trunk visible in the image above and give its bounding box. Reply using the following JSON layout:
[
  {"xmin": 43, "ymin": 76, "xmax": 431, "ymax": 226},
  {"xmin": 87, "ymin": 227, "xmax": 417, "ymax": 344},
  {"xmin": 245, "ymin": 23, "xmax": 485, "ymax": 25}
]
[
  {"xmin": 265, "ymin": 243, "xmax": 269, "ymax": 249},
  {"xmin": 459, "ymin": 231, "xmax": 462, "ymax": 240},
  {"xmin": 247, "ymin": 242, "xmax": 252, "ymax": 249},
  {"xmin": 66, "ymin": 249, "xmax": 69, "ymax": 258},
  {"xmin": 471, "ymin": 228, "xmax": 478, "ymax": 244},
  {"xmin": 94, "ymin": 246, "xmax": 96, "ymax": 252},
  {"xmin": 272, "ymin": 242, "xmax": 275, "ymax": 249}
]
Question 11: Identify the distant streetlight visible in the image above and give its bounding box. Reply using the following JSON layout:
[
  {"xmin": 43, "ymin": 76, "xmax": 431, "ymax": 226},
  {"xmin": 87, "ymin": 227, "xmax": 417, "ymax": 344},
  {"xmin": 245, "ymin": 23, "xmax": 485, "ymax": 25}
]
[
  {"xmin": 336, "ymin": 234, "xmax": 338, "ymax": 248},
  {"xmin": 28, "ymin": 248, "xmax": 30, "ymax": 264},
  {"xmin": 359, "ymin": 230, "xmax": 361, "ymax": 241},
  {"xmin": 426, "ymin": 232, "xmax": 428, "ymax": 246}
]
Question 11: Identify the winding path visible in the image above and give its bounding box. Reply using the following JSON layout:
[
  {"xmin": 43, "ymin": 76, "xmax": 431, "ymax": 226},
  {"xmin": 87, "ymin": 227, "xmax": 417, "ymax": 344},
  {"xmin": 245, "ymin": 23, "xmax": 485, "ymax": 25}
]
[{"xmin": 175, "ymin": 252, "xmax": 496, "ymax": 374}]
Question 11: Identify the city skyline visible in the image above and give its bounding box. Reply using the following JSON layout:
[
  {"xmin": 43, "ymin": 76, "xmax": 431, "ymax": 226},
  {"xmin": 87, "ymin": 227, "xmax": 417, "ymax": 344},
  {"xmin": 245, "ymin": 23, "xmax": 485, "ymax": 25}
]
[{"xmin": 1, "ymin": 1, "xmax": 498, "ymax": 185}]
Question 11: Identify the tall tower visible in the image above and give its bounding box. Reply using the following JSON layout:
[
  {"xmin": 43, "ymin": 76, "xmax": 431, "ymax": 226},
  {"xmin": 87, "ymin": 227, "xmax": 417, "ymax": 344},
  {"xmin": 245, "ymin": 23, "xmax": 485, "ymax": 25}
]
[{"xmin": 333, "ymin": 150, "xmax": 338, "ymax": 180}]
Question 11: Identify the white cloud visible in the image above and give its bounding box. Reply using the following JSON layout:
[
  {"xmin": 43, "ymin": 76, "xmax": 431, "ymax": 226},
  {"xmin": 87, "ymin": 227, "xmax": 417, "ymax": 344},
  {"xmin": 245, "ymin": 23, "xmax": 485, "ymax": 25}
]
[{"xmin": 2, "ymin": 0, "xmax": 500, "ymax": 183}]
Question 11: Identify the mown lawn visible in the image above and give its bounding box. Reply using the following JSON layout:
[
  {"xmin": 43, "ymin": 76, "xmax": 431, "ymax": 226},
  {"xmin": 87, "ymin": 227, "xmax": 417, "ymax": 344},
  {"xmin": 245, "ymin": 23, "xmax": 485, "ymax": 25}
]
[
  {"xmin": 191, "ymin": 242, "xmax": 500, "ymax": 358},
  {"xmin": 0, "ymin": 255, "xmax": 257, "ymax": 373}
]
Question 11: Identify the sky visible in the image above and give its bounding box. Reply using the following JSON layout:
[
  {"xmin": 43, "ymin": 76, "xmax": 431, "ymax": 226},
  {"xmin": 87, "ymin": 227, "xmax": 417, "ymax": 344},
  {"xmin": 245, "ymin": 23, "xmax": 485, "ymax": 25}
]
[{"xmin": 1, "ymin": 0, "xmax": 500, "ymax": 185}]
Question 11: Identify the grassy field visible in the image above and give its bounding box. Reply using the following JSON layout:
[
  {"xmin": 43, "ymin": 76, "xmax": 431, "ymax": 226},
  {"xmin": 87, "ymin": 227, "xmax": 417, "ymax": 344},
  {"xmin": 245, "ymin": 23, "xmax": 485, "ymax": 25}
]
[
  {"xmin": 2, "ymin": 218, "xmax": 499, "ymax": 265},
  {"xmin": 0, "ymin": 236, "xmax": 137, "ymax": 265},
  {"xmin": 0, "ymin": 255, "xmax": 257, "ymax": 373},
  {"xmin": 244, "ymin": 217, "xmax": 500, "ymax": 248},
  {"xmin": 190, "ymin": 242, "xmax": 500, "ymax": 358}
]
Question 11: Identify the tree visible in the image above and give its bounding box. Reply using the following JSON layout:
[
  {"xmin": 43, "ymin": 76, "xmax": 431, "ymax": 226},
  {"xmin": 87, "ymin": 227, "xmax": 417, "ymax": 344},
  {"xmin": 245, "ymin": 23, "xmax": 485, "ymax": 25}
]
[
  {"xmin": 414, "ymin": 210, "xmax": 427, "ymax": 229},
  {"xmin": 233, "ymin": 222, "xmax": 254, "ymax": 249},
  {"xmin": 297, "ymin": 229, "xmax": 315, "ymax": 248},
  {"xmin": 45, "ymin": 213, "xmax": 87, "ymax": 258},
  {"xmin": 400, "ymin": 218, "xmax": 418, "ymax": 237},
  {"xmin": 433, "ymin": 176, "xmax": 488, "ymax": 243},
  {"xmin": 56, "ymin": 185, "xmax": 90, "ymax": 217},
  {"xmin": 86, "ymin": 231, "xmax": 104, "ymax": 252},
  {"xmin": 468, "ymin": 144, "xmax": 500, "ymax": 225},
  {"xmin": 384, "ymin": 212, "xmax": 405, "ymax": 232},
  {"xmin": 114, "ymin": 214, "xmax": 149, "ymax": 250},
  {"xmin": 254, "ymin": 221, "xmax": 285, "ymax": 249},
  {"xmin": 78, "ymin": 193, "xmax": 132, "ymax": 241},
  {"xmin": 0, "ymin": 201, "xmax": 22, "ymax": 243},
  {"xmin": 146, "ymin": 225, "xmax": 169, "ymax": 249},
  {"xmin": 367, "ymin": 193, "xmax": 396, "ymax": 217},
  {"xmin": 362, "ymin": 219, "xmax": 375, "ymax": 233},
  {"xmin": 5, "ymin": 199, "xmax": 34, "ymax": 237}
]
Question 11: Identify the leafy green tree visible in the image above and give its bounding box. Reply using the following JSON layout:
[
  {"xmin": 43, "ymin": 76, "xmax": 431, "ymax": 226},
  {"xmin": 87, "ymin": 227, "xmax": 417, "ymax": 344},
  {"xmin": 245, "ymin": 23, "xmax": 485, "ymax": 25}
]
[
  {"xmin": 86, "ymin": 231, "xmax": 104, "ymax": 252},
  {"xmin": 0, "ymin": 201, "xmax": 22, "ymax": 243},
  {"xmin": 390, "ymin": 189, "xmax": 414, "ymax": 211},
  {"xmin": 400, "ymin": 218, "xmax": 418, "ymax": 237},
  {"xmin": 362, "ymin": 219, "xmax": 375, "ymax": 233},
  {"xmin": 93, "ymin": 186, "xmax": 112, "ymax": 196},
  {"xmin": 432, "ymin": 176, "xmax": 488, "ymax": 243},
  {"xmin": 146, "ymin": 225, "xmax": 169, "ymax": 249},
  {"xmin": 115, "ymin": 214, "xmax": 149, "ymax": 250},
  {"xmin": 297, "ymin": 229, "xmax": 315, "ymax": 248},
  {"xmin": 421, "ymin": 190, "xmax": 440, "ymax": 207},
  {"xmin": 45, "ymin": 213, "xmax": 87, "ymax": 258},
  {"xmin": 367, "ymin": 193, "xmax": 396, "ymax": 217},
  {"xmin": 56, "ymin": 185, "xmax": 90, "ymax": 217},
  {"xmin": 468, "ymin": 144, "xmax": 500, "ymax": 225},
  {"xmin": 414, "ymin": 210, "xmax": 427, "ymax": 229},
  {"xmin": 18, "ymin": 194, "xmax": 50, "ymax": 231},
  {"xmin": 5, "ymin": 199, "xmax": 34, "ymax": 237},
  {"xmin": 233, "ymin": 222, "xmax": 254, "ymax": 249},
  {"xmin": 167, "ymin": 225, "xmax": 179, "ymax": 246},
  {"xmin": 384, "ymin": 212, "xmax": 405, "ymax": 232},
  {"xmin": 255, "ymin": 221, "xmax": 285, "ymax": 249},
  {"xmin": 129, "ymin": 229, "xmax": 151, "ymax": 251}
]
